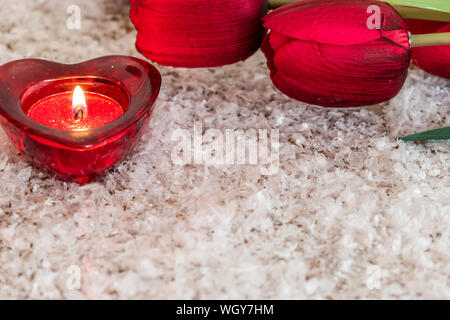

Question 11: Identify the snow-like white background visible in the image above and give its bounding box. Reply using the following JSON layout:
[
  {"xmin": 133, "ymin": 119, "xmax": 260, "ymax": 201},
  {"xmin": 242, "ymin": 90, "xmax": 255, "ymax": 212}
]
[{"xmin": 0, "ymin": 0, "xmax": 448, "ymax": 299}]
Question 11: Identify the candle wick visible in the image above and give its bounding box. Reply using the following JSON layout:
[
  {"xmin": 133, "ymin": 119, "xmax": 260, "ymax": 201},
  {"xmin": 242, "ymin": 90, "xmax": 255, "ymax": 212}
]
[
  {"xmin": 72, "ymin": 86, "xmax": 87, "ymax": 122},
  {"xmin": 73, "ymin": 105, "xmax": 86, "ymax": 121}
]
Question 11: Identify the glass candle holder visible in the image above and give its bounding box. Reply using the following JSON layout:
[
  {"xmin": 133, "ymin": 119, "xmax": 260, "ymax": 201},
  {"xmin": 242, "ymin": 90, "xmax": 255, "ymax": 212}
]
[{"xmin": 0, "ymin": 56, "xmax": 161, "ymax": 184}]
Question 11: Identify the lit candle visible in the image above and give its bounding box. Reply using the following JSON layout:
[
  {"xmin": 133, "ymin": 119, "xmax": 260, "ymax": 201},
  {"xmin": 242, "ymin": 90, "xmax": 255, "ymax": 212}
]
[
  {"xmin": 27, "ymin": 85, "xmax": 124, "ymax": 131},
  {"xmin": 0, "ymin": 56, "xmax": 161, "ymax": 184}
]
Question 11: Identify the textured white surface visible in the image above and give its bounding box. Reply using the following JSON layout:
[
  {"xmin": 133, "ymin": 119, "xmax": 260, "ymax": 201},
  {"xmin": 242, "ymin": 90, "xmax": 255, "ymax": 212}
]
[{"xmin": 0, "ymin": 0, "xmax": 449, "ymax": 299}]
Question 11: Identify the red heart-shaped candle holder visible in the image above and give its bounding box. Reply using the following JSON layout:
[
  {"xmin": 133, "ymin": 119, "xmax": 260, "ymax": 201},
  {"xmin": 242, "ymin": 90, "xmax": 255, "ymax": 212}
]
[{"xmin": 0, "ymin": 56, "xmax": 161, "ymax": 184}]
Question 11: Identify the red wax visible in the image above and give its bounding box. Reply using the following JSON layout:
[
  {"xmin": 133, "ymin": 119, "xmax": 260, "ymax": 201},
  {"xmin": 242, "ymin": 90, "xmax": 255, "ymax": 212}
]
[{"xmin": 27, "ymin": 91, "xmax": 124, "ymax": 131}]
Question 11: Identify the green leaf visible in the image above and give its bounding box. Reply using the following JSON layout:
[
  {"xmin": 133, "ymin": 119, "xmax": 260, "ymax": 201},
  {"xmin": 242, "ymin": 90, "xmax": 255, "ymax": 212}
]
[
  {"xmin": 383, "ymin": 0, "xmax": 450, "ymax": 13},
  {"xmin": 400, "ymin": 126, "xmax": 450, "ymax": 141}
]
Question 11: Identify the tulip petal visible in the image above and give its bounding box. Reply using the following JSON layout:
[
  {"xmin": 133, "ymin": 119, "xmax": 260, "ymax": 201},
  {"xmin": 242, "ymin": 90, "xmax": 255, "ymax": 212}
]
[
  {"xmin": 405, "ymin": 19, "xmax": 447, "ymax": 34},
  {"xmin": 266, "ymin": 33, "xmax": 410, "ymax": 107},
  {"xmin": 264, "ymin": 0, "xmax": 407, "ymax": 46}
]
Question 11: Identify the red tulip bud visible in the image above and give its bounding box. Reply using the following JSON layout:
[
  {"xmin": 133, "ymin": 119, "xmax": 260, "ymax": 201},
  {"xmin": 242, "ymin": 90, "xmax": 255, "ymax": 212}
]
[
  {"xmin": 262, "ymin": 0, "xmax": 411, "ymax": 108},
  {"xmin": 129, "ymin": 0, "xmax": 268, "ymax": 68},
  {"xmin": 409, "ymin": 23, "xmax": 450, "ymax": 79}
]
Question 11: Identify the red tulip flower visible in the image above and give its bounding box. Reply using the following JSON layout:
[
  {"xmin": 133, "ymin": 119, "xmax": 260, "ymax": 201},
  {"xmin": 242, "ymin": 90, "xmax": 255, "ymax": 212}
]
[
  {"xmin": 129, "ymin": 0, "xmax": 268, "ymax": 68},
  {"xmin": 262, "ymin": 0, "xmax": 412, "ymax": 108},
  {"xmin": 405, "ymin": 22, "xmax": 450, "ymax": 79}
]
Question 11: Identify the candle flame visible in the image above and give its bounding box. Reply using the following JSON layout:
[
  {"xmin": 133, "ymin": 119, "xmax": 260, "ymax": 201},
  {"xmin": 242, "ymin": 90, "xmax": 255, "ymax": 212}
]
[{"xmin": 72, "ymin": 85, "xmax": 87, "ymax": 121}]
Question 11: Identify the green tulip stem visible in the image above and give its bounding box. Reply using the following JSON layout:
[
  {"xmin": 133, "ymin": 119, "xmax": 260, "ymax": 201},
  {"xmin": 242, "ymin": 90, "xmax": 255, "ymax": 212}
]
[
  {"xmin": 410, "ymin": 32, "xmax": 450, "ymax": 47},
  {"xmin": 268, "ymin": 1, "xmax": 450, "ymax": 22}
]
